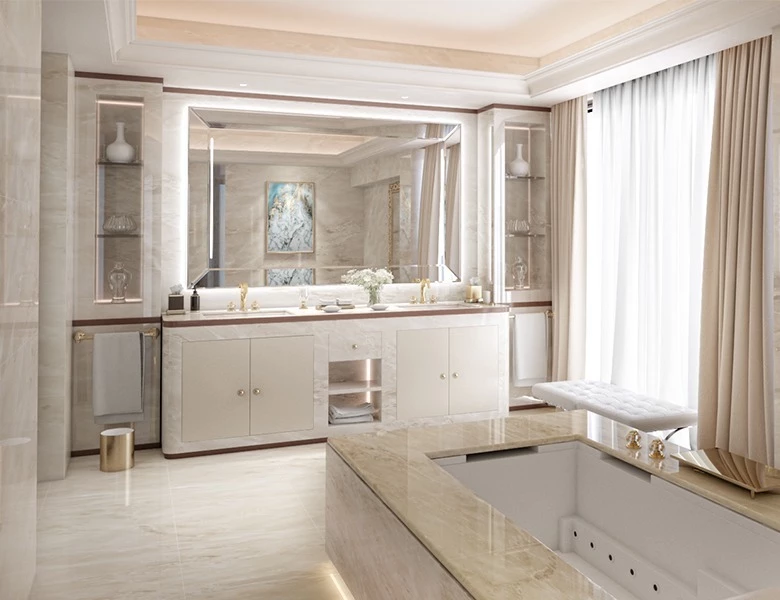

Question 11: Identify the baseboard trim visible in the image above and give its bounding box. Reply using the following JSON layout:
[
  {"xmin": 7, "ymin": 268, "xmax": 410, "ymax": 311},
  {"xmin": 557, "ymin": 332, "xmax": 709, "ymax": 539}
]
[
  {"xmin": 71, "ymin": 442, "xmax": 162, "ymax": 457},
  {"xmin": 162, "ymin": 437, "xmax": 328, "ymax": 459}
]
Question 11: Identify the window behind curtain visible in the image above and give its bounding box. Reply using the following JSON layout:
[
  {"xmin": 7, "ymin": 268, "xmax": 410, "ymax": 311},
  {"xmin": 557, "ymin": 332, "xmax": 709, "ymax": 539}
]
[{"xmin": 584, "ymin": 55, "xmax": 716, "ymax": 409}]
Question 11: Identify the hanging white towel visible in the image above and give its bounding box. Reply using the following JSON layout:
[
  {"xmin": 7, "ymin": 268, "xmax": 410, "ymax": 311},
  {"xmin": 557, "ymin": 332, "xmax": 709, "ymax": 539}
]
[
  {"xmin": 512, "ymin": 312, "xmax": 548, "ymax": 387},
  {"xmin": 92, "ymin": 332, "xmax": 145, "ymax": 424}
]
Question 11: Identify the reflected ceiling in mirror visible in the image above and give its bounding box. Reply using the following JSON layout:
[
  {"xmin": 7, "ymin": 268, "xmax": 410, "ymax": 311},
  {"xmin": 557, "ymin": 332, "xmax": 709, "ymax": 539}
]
[{"xmin": 187, "ymin": 108, "xmax": 461, "ymax": 288}]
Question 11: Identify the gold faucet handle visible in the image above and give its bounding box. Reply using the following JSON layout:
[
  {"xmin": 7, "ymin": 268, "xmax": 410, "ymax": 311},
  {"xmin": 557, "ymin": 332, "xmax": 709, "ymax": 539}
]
[
  {"xmin": 227, "ymin": 301, "xmax": 236, "ymax": 312},
  {"xmin": 625, "ymin": 429, "xmax": 642, "ymax": 450},
  {"xmin": 649, "ymin": 439, "xmax": 666, "ymax": 459},
  {"xmin": 250, "ymin": 301, "xmax": 260, "ymax": 311}
]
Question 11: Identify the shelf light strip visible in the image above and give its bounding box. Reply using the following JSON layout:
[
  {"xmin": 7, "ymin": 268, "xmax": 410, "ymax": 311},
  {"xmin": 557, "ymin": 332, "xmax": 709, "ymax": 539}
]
[
  {"xmin": 208, "ymin": 136, "xmax": 215, "ymax": 260},
  {"xmin": 96, "ymin": 100, "xmax": 145, "ymax": 107}
]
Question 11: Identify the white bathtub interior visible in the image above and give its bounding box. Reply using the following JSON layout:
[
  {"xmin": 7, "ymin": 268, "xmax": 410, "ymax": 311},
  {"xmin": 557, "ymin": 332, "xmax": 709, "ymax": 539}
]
[{"xmin": 438, "ymin": 443, "xmax": 780, "ymax": 600}]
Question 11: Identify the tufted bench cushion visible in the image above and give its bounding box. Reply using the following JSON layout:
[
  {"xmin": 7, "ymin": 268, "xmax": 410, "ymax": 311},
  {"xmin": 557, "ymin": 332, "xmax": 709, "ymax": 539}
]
[{"xmin": 531, "ymin": 380, "xmax": 698, "ymax": 432}]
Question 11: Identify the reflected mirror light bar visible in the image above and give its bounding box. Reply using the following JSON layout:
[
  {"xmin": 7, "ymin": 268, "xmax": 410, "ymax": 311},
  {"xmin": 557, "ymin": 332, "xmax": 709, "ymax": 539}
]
[
  {"xmin": 96, "ymin": 100, "xmax": 145, "ymax": 107},
  {"xmin": 209, "ymin": 136, "xmax": 215, "ymax": 260}
]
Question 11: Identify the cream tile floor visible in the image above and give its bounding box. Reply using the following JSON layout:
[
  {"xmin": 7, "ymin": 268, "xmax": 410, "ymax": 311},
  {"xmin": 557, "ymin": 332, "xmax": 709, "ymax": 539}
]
[{"xmin": 31, "ymin": 444, "xmax": 352, "ymax": 600}]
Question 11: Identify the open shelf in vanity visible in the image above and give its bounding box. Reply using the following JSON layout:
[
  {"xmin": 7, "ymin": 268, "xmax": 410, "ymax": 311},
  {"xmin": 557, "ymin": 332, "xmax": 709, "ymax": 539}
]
[{"xmin": 328, "ymin": 358, "xmax": 382, "ymax": 425}]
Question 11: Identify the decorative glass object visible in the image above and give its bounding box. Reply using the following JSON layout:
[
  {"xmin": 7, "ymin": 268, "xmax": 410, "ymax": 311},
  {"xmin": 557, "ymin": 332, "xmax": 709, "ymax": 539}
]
[
  {"xmin": 105, "ymin": 122, "xmax": 135, "ymax": 163},
  {"xmin": 511, "ymin": 257, "xmax": 528, "ymax": 288},
  {"xmin": 102, "ymin": 214, "xmax": 137, "ymax": 234},
  {"xmin": 108, "ymin": 262, "xmax": 131, "ymax": 303},
  {"xmin": 507, "ymin": 143, "xmax": 530, "ymax": 177}
]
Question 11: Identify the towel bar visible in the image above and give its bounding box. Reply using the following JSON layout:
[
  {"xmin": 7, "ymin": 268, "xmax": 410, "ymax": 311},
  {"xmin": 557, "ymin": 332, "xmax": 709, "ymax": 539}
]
[
  {"xmin": 510, "ymin": 310, "xmax": 554, "ymax": 319},
  {"xmin": 73, "ymin": 327, "xmax": 159, "ymax": 343}
]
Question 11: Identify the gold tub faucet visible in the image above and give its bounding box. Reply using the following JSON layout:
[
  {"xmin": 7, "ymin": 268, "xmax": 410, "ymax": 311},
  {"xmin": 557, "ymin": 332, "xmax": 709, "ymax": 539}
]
[
  {"xmin": 418, "ymin": 278, "xmax": 431, "ymax": 304},
  {"xmin": 239, "ymin": 282, "xmax": 248, "ymax": 312}
]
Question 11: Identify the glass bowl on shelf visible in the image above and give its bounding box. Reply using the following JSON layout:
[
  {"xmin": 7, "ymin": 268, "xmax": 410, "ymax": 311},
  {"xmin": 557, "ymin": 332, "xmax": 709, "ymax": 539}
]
[{"xmin": 102, "ymin": 214, "xmax": 137, "ymax": 234}]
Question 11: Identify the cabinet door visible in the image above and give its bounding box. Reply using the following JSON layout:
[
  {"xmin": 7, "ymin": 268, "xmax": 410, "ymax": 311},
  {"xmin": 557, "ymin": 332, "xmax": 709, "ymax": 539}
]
[
  {"xmin": 250, "ymin": 336, "xmax": 314, "ymax": 435},
  {"xmin": 449, "ymin": 325, "xmax": 499, "ymax": 415},
  {"xmin": 182, "ymin": 339, "xmax": 250, "ymax": 442},
  {"xmin": 396, "ymin": 328, "xmax": 449, "ymax": 421}
]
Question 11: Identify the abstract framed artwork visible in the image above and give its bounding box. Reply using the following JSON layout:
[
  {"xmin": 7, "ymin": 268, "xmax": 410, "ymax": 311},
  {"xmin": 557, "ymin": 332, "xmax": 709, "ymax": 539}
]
[
  {"xmin": 266, "ymin": 268, "xmax": 314, "ymax": 287},
  {"xmin": 266, "ymin": 181, "xmax": 315, "ymax": 253}
]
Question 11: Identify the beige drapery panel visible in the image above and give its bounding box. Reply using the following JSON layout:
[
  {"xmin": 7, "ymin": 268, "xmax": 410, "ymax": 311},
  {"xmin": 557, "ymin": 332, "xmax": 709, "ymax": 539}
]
[
  {"xmin": 550, "ymin": 97, "xmax": 587, "ymax": 380},
  {"xmin": 698, "ymin": 36, "xmax": 774, "ymax": 463},
  {"xmin": 417, "ymin": 124, "xmax": 444, "ymax": 278},
  {"xmin": 444, "ymin": 143, "xmax": 461, "ymax": 277}
]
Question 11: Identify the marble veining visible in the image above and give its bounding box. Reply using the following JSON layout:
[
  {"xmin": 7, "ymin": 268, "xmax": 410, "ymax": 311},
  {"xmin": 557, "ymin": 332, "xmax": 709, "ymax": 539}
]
[{"xmin": 328, "ymin": 410, "xmax": 780, "ymax": 600}]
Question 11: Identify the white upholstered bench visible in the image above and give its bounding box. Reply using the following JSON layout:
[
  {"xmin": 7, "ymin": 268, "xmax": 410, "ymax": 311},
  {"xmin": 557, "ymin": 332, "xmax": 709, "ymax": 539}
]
[{"xmin": 531, "ymin": 380, "xmax": 698, "ymax": 435}]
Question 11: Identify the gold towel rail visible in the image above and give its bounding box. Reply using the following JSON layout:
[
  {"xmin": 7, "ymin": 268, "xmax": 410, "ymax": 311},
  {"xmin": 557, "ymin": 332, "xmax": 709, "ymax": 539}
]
[
  {"xmin": 73, "ymin": 327, "xmax": 160, "ymax": 344},
  {"xmin": 509, "ymin": 310, "xmax": 554, "ymax": 319}
]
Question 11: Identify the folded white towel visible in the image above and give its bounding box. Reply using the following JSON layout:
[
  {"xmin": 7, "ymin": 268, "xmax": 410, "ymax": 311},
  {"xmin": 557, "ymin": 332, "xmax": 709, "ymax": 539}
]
[
  {"xmin": 329, "ymin": 403, "xmax": 373, "ymax": 418},
  {"xmin": 329, "ymin": 414, "xmax": 374, "ymax": 425},
  {"xmin": 92, "ymin": 332, "xmax": 144, "ymax": 424}
]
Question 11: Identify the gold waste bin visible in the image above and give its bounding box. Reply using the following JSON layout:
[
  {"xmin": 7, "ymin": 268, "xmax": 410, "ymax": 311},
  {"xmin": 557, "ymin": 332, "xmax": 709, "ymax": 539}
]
[{"xmin": 99, "ymin": 427, "xmax": 135, "ymax": 472}]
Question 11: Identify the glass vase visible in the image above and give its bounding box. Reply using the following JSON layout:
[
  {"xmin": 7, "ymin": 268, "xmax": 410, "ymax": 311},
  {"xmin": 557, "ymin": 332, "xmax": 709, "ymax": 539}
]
[
  {"xmin": 108, "ymin": 262, "xmax": 131, "ymax": 303},
  {"xmin": 368, "ymin": 287, "xmax": 381, "ymax": 306}
]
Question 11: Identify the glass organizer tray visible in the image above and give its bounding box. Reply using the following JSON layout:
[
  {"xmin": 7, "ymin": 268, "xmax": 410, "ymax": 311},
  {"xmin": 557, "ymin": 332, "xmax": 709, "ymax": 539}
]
[{"xmin": 672, "ymin": 448, "xmax": 780, "ymax": 498}]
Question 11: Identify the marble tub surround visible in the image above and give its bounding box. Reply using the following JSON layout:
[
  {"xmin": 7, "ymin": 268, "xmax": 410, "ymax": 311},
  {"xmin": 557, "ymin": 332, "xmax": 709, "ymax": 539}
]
[
  {"xmin": 71, "ymin": 323, "xmax": 162, "ymax": 453},
  {"xmin": 327, "ymin": 410, "xmax": 780, "ymax": 600},
  {"xmin": 162, "ymin": 308, "xmax": 509, "ymax": 455}
]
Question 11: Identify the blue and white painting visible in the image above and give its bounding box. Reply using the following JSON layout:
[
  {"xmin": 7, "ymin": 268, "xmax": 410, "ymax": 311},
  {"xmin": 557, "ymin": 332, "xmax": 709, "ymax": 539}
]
[
  {"xmin": 266, "ymin": 182, "xmax": 314, "ymax": 253},
  {"xmin": 266, "ymin": 268, "xmax": 314, "ymax": 287}
]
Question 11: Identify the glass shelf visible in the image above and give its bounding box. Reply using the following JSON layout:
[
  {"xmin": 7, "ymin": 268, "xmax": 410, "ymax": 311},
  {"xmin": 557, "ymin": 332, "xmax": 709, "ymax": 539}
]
[
  {"xmin": 97, "ymin": 233, "xmax": 142, "ymax": 238},
  {"xmin": 97, "ymin": 161, "xmax": 143, "ymax": 167},
  {"xmin": 506, "ymin": 232, "xmax": 546, "ymax": 238}
]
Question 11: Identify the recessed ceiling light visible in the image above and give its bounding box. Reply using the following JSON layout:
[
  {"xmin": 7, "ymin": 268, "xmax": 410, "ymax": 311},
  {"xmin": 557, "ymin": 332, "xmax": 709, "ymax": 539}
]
[
  {"xmin": 239, "ymin": 83, "xmax": 248, "ymax": 87},
  {"xmin": 401, "ymin": 95, "xmax": 409, "ymax": 99}
]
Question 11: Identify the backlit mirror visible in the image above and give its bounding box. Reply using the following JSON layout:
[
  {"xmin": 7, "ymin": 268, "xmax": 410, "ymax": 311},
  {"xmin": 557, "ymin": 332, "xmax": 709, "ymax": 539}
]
[{"xmin": 187, "ymin": 108, "xmax": 461, "ymax": 287}]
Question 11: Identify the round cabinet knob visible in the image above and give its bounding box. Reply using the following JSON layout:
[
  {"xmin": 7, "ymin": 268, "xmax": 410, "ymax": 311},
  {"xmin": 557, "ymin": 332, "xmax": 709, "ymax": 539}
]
[
  {"xmin": 452, "ymin": 373, "xmax": 460, "ymax": 379},
  {"xmin": 237, "ymin": 389, "xmax": 246, "ymax": 397},
  {"xmin": 252, "ymin": 388, "xmax": 261, "ymax": 396},
  {"xmin": 440, "ymin": 373, "xmax": 447, "ymax": 380},
  {"xmin": 352, "ymin": 344, "xmax": 359, "ymax": 349}
]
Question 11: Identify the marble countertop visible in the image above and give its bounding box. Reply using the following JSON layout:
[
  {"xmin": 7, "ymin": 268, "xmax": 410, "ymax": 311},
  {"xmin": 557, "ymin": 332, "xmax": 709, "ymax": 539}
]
[
  {"xmin": 163, "ymin": 301, "xmax": 508, "ymax": 327},
  {"xmin": 328, "ymin": 410, "xmax": 780, "ymax": 600}
]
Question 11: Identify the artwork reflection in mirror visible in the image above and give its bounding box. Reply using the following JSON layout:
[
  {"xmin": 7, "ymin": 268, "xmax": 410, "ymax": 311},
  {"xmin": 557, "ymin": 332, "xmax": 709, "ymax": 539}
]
[
  {"xmin": 266, "ymin": 182, "xmax": 314, "ymax": 253},
  {"xmin": 188, "ymin": 108, "xmax": 461, "ymax": 287}
]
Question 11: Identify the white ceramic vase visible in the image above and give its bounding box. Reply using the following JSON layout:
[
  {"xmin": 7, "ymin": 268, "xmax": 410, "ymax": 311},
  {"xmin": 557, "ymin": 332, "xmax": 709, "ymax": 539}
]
[
  {"xmin": 507, "ymin": 143, "xmax": 530, "ymax": 177},
  {"xmin": 105, "ymin": 122, "xmax": 135, "ymax": 164}
]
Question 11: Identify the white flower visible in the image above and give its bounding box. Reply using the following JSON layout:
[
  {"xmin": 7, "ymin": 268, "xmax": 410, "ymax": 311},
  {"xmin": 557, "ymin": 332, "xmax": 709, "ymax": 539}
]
[{"xmin": 342, "ymin": 268, "xmax": 394, "ymax": 291}]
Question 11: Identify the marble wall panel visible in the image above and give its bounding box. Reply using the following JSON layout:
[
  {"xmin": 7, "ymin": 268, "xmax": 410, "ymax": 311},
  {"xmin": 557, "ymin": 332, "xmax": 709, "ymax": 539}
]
[
  {"xmin": 363, "ymin": 181, "xmax": 391, "ymax": 266},
  {"xmin": 38, "ymin": 53, "xmax": 75, "ymax": 482},
  {"xmin": 326, "ymin": 446, "xmax": 476, "ymax": 600},
  {"xmin": 772, "ymin": 27, "xmax": 780, "ymax": 468},
  {"xmin": 162, "ymin": 92, "xmax": 479, "ymax": 308},
  {"xmin": 0, "ymin": 0, "xmax": 41, "ymax": 597}
]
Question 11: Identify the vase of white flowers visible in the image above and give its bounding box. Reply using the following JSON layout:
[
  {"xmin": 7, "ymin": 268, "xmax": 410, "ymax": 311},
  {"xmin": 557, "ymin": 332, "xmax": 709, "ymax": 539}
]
[{"xmin": 342, "ymin": 268, "xmax": 394, "ymax": 306}]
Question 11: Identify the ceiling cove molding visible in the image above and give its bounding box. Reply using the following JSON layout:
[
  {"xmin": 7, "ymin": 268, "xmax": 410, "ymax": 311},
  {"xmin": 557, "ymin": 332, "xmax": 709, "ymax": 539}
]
[
  {"xmin": 103, "ymin": 0, "xmax": 136, "ymax": 62},
  {"xmin": 527, "ymin": 0, "xmax": 780, "ymax": 101}
]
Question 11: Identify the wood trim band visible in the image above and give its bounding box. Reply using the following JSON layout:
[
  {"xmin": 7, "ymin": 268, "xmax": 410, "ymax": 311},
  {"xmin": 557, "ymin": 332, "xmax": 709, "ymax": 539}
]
[
  {"xmin": 508, "ymin": 301, "xmax": 553, "ymax": 308},
  {"xmin": 75, "ymin": 71, "xmax": 165, "ymax": 84},
  {"xmin": 477, "ymin": 103, "xmax": 552, "ymax": 113},
  {"xmin": 72, "ymin": 316, "xmax": 163, "ymax": 327},
  {"xmin": 163, "ymin": 437, "xmax": 328, "ymax": 459},
  {"xmin": 71, "ymin": 442, "xmax": 162, "ymax": 457},
  {"xmin": 509, "ymin": 403, "xmax": 550, "ymax": 412},
  {"xmin": 164, "ymin": 305, "xmax": 509, "ymax": 328},
  {"xmin": 163, "ymin": 86, "xmax": 478, "ymax": 114}
]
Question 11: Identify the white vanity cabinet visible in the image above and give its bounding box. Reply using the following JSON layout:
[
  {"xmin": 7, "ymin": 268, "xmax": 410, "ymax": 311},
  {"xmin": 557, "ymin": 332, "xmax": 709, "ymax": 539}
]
[
  {"xmin": 249, "ymin": 336, "xmax": 314, "ymax": 435},
  {"xmin": 182, "ymin": 339, "xmax": 251, "ymax": 442},
  {"xmin": 397, "ymin": 325, "xmax": 499, "ymax": 420},
  {"xmin": 181, "ymin": 335, "xmax": 314, "ymax": 442}
]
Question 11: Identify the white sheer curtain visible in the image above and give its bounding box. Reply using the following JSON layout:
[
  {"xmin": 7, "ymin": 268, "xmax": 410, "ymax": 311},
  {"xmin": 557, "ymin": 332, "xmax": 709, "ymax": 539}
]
[{"xmin": 584, "ymin": 55, "xmax": 716, "ymax": 409}]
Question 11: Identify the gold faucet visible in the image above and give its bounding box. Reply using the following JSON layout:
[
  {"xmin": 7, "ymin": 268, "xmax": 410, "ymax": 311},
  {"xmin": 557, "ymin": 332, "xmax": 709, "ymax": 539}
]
[
  {"xmin": 419, "ymin": 278, "xmax": 431, "ymax": 304},
  {"xmin": 239, "ymin": 282, "xmax": 248, "ymax": 312}
]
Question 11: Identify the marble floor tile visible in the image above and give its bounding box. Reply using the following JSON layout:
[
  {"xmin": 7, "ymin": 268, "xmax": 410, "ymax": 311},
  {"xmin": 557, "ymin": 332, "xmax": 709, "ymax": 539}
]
[{"xmin": 31, "ymin": 444, "xmax": 354, "ymax": 600}]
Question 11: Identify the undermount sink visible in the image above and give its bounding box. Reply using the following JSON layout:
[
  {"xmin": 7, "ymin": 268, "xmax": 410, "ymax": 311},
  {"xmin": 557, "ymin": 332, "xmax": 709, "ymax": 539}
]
[{"xmin": 199, "ymin": 309, "xmax": 294, "ymax": 318}]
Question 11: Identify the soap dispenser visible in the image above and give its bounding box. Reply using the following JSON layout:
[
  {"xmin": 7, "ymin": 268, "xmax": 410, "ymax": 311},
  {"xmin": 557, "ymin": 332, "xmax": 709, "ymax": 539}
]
[{"xmin": 190, "ymin": 286, "xmax": 200, "ymax": 312}]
